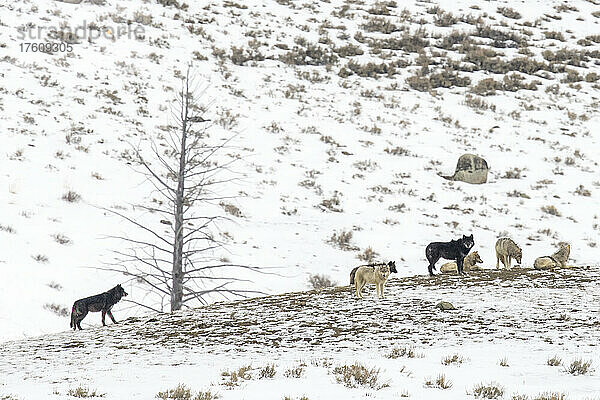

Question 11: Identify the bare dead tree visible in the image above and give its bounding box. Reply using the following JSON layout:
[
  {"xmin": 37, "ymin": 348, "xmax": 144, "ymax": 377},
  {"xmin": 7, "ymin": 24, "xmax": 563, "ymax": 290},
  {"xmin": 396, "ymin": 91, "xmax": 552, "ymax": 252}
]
[{"xmin": 103, "ymin": 67, "xmax": 262, "ymax": 312}]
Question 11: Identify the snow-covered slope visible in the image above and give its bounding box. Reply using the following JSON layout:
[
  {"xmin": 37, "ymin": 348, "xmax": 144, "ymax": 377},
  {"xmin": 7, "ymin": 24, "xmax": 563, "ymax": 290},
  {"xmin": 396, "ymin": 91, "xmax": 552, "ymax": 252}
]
[
  {"xmin": 1, "ymin": 0, "xmax": 599, "ymax": 340},
  {"xmin": 1, "ymin": 266, "xmax": 599, "ymax": 399}
]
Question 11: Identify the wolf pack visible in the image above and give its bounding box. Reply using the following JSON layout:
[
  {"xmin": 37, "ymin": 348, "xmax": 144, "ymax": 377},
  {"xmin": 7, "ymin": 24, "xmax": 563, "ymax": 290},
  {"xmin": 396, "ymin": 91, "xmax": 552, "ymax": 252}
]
[
  {"xmin": 349, "ymin": 235, "xmax": 571, "ymax": 300},
  {"xmin": 69, "ymin": 236, "xmax": 572, "ymax": 330}
]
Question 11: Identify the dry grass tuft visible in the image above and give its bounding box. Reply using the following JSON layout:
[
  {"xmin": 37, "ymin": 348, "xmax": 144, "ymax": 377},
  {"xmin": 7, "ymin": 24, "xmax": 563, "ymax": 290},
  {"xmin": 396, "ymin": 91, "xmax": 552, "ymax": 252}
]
[{"xmin": 332, "ymin": 362, "xmax": 389, "ymax": 389}]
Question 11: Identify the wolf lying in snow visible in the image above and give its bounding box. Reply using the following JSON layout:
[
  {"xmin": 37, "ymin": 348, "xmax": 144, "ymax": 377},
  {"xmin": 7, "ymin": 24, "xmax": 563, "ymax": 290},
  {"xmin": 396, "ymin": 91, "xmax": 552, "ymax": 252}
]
[
  {"xmin": 426, "ymin": 234, "xmax": 474, "ymax": 276},
  {"xmin": 534, "ymin": 243, "xmax": 570, "ymax": 270},
  {"xmin": 70, "ymin": 284, "xmax": 128, "ymax": 330},
  {"xmin": 495, "ymin": 237, "xmax": 522, "ymax": 269},
  {"xmin": 440, "ymin": 251, "xmax": 483, "ymax": 274},
  {"xmin": 353, "ymin": 264, "xmax": 391, "ymax": 299},
  {"xmin": 350, "ymin": 261, "xmax": 396, "ymax": 286}
]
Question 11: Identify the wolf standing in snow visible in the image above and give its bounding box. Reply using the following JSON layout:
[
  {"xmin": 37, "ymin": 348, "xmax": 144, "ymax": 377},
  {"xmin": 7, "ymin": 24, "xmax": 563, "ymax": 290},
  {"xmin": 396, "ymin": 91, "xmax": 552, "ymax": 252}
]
[
  {"xmin": 349, "ymin": 261, "xmax": 396, "ymax": 286},
  {"xmin": 495, "ymin": 237, "xmax": 522, "ymax": 269},
  {"xmin": 353, "ymin": 264, "xmax": 391, "ymax": 299},
  {"xmin": 70, "ymin": 284, "xmax": 128, "ymax": 330},
  {"xmin": 425, "ymin": 234, "xmax": 474, "ymax": 276}
]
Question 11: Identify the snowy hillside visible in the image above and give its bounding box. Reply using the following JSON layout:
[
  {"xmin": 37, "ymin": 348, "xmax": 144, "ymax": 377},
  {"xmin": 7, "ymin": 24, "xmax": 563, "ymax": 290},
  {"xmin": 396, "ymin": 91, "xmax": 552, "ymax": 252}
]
[
  {"xmin": 1, "ymin": 0, "xmax": 600, "ymax": 341},
  {"xmin": 1, "ymin": 266, "xmax": 599, "ymax": 399}
]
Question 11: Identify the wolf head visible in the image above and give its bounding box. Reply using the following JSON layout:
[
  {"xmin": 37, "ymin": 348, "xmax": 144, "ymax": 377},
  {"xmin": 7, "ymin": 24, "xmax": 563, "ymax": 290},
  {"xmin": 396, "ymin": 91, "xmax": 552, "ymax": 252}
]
[
  {"xmin": 514, "ymin": 247, "xmax": 522, "ymax": 264},
  {"xmin": 462, "ymin": 234, "xmax": 474, "ymax": 250},
  {"xmin": 387, "ymin": 261, "xmax": 397, "ymax": 273},
  {"xmin": 114, "ymin": 284, "xmax": 128, "ymax": 299},
  {"xmin": 378, "ymin": 264, "xmax": 391, "ymax": 280},
  {"xmin": 470, "ymin": 251, "xmax": 483, "ymax": 264}
]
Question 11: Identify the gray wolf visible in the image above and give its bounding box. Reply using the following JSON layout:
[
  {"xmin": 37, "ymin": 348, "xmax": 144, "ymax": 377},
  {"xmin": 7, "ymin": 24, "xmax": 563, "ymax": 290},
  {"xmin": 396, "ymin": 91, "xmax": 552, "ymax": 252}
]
[
  {"xmin": 425, "ymin": 234, "xmax": 474, "ymax": 276},
  {"xmin": 495, "ymin": 237, "xmax": 522, "ymax": 269},
  {"xmin": 354, "ymin": 264, "xmax": 391, "ymax": 299},
  {"xmin": 70, "ymin": 284, "xmax": 128, "ymax": 330},
  {"xmin": 441, "ymin": 251, "xmax": 483, "ymax": 273},
  {"xmin": 350, "ymin": 261, "xmax": 396, "ymax": 285},
  {"xmin": 534, "ymin": 243, "xmax": 570, "ymax": 270}
]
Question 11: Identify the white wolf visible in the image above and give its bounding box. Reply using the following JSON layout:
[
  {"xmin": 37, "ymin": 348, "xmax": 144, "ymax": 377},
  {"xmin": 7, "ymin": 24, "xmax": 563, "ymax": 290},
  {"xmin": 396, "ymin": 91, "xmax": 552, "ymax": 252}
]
[{"xmin": 354, "ymin": 264, "xmax": 391, "ymax": 299}]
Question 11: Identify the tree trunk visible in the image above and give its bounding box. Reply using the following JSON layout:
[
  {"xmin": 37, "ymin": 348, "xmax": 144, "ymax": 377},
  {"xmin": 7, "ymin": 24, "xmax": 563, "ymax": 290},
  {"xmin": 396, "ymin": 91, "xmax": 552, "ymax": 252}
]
[{"xmin": 171, "ymin": 77, "xmax": 190, "ymax": 312}]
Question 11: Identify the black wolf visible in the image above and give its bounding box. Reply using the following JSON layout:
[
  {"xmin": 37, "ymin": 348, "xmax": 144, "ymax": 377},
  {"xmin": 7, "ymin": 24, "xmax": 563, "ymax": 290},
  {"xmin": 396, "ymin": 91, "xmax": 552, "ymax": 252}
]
[
  {"xmin": 350, "ymin": 261, "xmax": 396, "ymax": 285},
  {"xmin": 70, "ymin": 284, "xmax": 128, "ymax": 330},
  {"xmin": 426, "ymin": 235, "xmax": 474, "ymax": 276}
]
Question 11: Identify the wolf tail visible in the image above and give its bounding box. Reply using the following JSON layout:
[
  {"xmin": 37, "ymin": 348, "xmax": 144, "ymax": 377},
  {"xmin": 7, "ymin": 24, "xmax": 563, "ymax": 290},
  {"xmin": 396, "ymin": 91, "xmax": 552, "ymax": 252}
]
[{"xmin": 349, "ymin": 267, "xmax": 358, "ymax": 285}]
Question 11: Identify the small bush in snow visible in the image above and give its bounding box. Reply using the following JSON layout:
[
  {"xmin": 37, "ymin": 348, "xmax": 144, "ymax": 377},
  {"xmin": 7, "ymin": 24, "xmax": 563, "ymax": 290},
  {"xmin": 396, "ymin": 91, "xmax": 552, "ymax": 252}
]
[
  {"xmin": 564, "ymin": 358, "xmax": 593, "ymax": 375},
  {"xmin": 332, "ymin": 362, "xmax": 389, "ymax": 390},
  {"xmin": 219, "ymin": 202, "xmax": 243, "ymax": 218},
  {"xmin": 547, "ymin": 355, "xmax": 562, "ymax": 366},
  {"xmin": 0, "ymin": 224, "xmax": 16, "ymax": 234},
  {"xmin": 532, "ymin": 393, "xmax": 567, "ymax": 400},
  {"xmin": 157, "ymin": 0, "xmax": 188, "ymax": 11},
  {"xmin": 544, "ymin": 31, "xmax": 565, "ymax": 42},
  {"xmin": 258, "ymin": 364, "xmax": 276, "ymax": 379},
  {"xmin": 319, "ymin": 192, "xmax": 343, "ymax": 213},
  {"xmin": 541, "ymin": 205, "xmax": 561, "ymax": 217},
  {"xmin": 62, "ymin": 190, "xmax": 81, "ymax": 203},
  {"xmin": 47, "ymin": 281, "xmax": 63, "ymax": 291},
  {"xmin": 52, "ymin": 233, "xmax": 72, "ymax": 245},
  {"xmin": 424, "ymin": 374, "xmax": 452, "ymax": 389},
  {"xmin": 156, "ymin": 384, "xmax": 218, "ymax": 400},
  {"xmin": 441, "ymin": 354, "xmax": 464, "ymax": 365},
  {"xmin": 44, "ymin": 303, "xmax": 69, "ymax": 317},
  {"xmin": 32, "ymin": 254, "xmax": 49, "ymax": 263},
  {"xmin": 502, "ymin": 168, "xmax": 523, "ymax": 179},
  {"xmin": 361, "ymin": 17, "xmax": 400, "ymax": 34},
  {"xmin": 327, "ymin": 230, "xmax": 357, "ymax": 251},
  {"xmin": 472, "ymin": 382, "xmax": 504, "ymax": 399},
  {"xmin": 386, "ymin": 346, "xmax": 424, "ymax": 359},
  {"xmin": 284, "ymin": 365, "xmax": 305, "ymax": 378},
  {"xmin": 433, "ymin": 11, "xmax": 458, "ymax": 27},
  {"xmin": 497, "ymin": 7, "xmax": 521, "ymax": 19},
  {"xmin": 367, "ymin": 1, "xmax": 396, "ymax": 16},
  {"xmin": 308, "ymin": 274, "xmax": 337, "ymax": 290},
  {"xmin": 511, "ymin": 395, "xmax": 529, "ymax": 400},
  {"xmin": 499, "ymin": 357, "xmax": 509, "ymax": 367},
  {"xmin": 221, "ymin": 365, "xmax": 252, "ymax": 388},
  {"xmin": 156, "ymin": 384, "xmax": 192, "ymax": 400},
  {"xmin": 356, "ymin": 247, "xmax": 378, "ymax": 263},
  {"xmin": 67, "ymin": 386, "xmax": 105, "ymax": 398},
  {"xmin": 194, "ymin": 391, "xmax": 220, "ymax": 400},
  {"xmin": 574, "ymin": 185, "xmax": 591, "ymax": 196}
]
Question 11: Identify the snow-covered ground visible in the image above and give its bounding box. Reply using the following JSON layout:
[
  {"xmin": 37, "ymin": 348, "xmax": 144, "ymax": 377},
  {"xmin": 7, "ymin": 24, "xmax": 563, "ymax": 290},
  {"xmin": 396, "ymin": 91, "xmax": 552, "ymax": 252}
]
[
  {"xmin": 1, "ymin": 266, "xmax": 599, "ymax": 399},
  {"xmin": 1, "ymin": 0, "xmax": 599, "ymax": 395}
]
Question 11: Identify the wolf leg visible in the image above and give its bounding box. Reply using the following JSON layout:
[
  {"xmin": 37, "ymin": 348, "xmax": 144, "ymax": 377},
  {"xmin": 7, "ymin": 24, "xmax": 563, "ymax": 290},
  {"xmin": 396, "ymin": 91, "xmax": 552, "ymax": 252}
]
[
  {"xmin": 496, "ymin": 253, "xmax": 500, "ymax": 269},
  {"xmin": 75, "ymin": 313, "xmax": 86, "ymax": 330},
  {"xmin": 427, "ymin": 253, "xmax": 440, "ymax": 276},
  {"xmin": 107, "ymin": 310, "xmax": 118, "ymax": 324},
  {"xmin": 101, "ymin": 310, "xmax": 107, "ymax": 326},
  {"xmin": 457, "ymin": 257, "xmax": 465, "ymax": 275},
  {"xmin": 358, "ymin": 281, "xmax": 366, "ymax": 299},
  {"xmin": 507, "ymin": 256, "xmax": 512, "ymax": 269},
  {"xmin": 70, "ymin": 304, "xmax": 77, "ymax": 330},
  {"xmin": 75, "ymin": 309, "xmax": 87, "ymax": 330}
]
